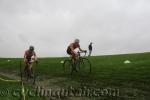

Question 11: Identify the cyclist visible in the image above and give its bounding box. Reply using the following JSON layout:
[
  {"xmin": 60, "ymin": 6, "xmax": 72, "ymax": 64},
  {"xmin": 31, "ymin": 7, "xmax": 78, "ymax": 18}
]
[
  {"xmin": 67, "ymin": 39, "xmax": 87, "ymax": 62},
  {"xmin": 24, "ymin": 46, "xmax": 37, "ymax": 78}
]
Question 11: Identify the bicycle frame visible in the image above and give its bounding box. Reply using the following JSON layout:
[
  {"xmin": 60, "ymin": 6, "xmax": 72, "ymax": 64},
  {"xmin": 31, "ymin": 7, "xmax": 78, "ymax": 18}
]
[
  {"xmin": 25, "ymin": 60, "xmax": 37, "ymax": 83},
  {"xmin": 70, "ymin": 51, "xmax": 87, "ymax": 73},
  {"xmin": 63, "ymin": 51, "xmax": 91, "ymax": 75},
  {"xmin": 77, "ymin": 51, "xmax": 87, "ymax": 58}
]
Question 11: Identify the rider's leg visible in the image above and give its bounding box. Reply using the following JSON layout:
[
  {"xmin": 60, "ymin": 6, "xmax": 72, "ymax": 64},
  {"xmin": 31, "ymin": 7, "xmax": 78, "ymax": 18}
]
[
  {"xmin": 24, "ymin": 61, "xmax": 29, "ymax": 75},
  {"xmin": 72, "ymin": 54, "xmax": 78, "ymax": 72},
  {"xmin": 27, "ymin": 63, "xmax": 31, "ymax": 76},
  {"xmin": 31, "ymin": 67, "xmax": 33, "ymax": 75},
  {"xmin": 24, "ymin": 66, "xmax": 27, "ymax": 74},
  {"xmin": 29, "ymin": 63, "xmax": 34, "ymax": 78},
  {"xmin": 67, "ymin": 49, "xmax": 78, "ymax": 73}
]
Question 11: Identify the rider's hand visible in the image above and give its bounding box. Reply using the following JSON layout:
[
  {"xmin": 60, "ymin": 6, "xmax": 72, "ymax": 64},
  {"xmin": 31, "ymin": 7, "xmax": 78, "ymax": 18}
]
[
  {"xmin": 24, "ymin": 58, "xmax": 27, "ymax": 62},
  {"xmin": 73, "ymin": 51, "xmax": 77, "ymax": 55}
]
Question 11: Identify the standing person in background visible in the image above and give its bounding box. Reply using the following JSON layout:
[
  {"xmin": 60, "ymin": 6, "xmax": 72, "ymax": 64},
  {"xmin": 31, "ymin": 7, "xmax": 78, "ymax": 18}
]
[{"xmin": 88, "ymin": 42, "xmax": 93, "ymax": 56}]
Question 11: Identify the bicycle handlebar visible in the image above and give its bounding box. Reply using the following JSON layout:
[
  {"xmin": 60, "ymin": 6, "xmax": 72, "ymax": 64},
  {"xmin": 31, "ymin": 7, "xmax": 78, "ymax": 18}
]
[
  {"xmin": 27, "ymin": 60, "xmax": 38, "ymax": 65},
  {"xmin": 77, "ymin": 51, "xmax": 87, "ymax": 57}
]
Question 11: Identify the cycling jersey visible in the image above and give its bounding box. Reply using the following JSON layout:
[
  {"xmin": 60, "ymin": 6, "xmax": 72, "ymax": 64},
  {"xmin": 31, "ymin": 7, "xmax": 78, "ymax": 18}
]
[
  {"xmin": 68, "ymin": 43, "xmax": 80, "ymax": 49},
  {"xmin": 67, "ymin": 43, "xmax": 80, "ymax": 56},
  {"xmin": 24, "ymin": 50, "xmax": 36, "ymax": 60}
]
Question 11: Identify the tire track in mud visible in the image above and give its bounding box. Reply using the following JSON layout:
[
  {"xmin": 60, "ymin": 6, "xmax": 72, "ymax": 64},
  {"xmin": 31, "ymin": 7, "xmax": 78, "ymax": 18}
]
[{"xmin": 0, "ymin": 72, "xmax": 87, "ymax": 100}]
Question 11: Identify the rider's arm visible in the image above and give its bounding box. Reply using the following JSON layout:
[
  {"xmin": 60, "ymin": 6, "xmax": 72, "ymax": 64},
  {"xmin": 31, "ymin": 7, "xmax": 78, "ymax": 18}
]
[
  {"xmin": 33, "ymin": 52, "xmax": 38, "ymax": 61},
  {"xmin": 70, "ymin": 44, "xmax": 77, "ymax": 54},
  {"xmin": 79, "ymin": 47, "xmax": 87, "ymax": 52},
  {"xmin": 24, "ymin": 51, "xmax": 27, "ymax": 62},
  {"xmin": 78, "ymin": 43, "xmax": 86, "ymax": 53}
]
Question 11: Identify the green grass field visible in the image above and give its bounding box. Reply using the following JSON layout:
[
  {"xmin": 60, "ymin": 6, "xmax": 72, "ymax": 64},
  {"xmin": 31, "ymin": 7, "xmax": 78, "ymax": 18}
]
[{"xmin": 0, "ymin": 52, "xmax": 150, "ymax": 100}]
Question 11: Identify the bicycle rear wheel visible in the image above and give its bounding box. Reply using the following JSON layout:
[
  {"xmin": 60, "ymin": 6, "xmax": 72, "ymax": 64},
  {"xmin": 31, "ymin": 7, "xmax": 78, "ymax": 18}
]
[
  {"xmin": 78, "ymin": 58, "xmax": 91, "ymax": 74},
  {"xmin": 63, "ymin": 60, "xmax": 72, "ymax": 75},
  {"xmin": 23, "ymin": 70, "xmax": 34, "ymax": 84},
  {"xmin": 23, "ymin": 66, "xmax": 36, "ymax": 85}
]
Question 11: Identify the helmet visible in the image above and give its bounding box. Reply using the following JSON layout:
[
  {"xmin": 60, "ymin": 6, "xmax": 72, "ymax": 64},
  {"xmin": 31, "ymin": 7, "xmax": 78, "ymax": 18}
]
[
  {"xmin": 74, "ymin": 39, "xmax": 80, "ymax": 43},
  {"xmin": 29, "ymin": 46, "xmax": 34, "ymax": 51}
]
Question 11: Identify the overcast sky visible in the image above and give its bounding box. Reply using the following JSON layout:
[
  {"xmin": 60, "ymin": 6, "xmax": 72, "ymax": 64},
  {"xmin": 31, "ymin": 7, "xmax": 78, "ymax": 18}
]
[{"xmin": 0, "ymin": 0, "xmax": 150, "ymax": 57}]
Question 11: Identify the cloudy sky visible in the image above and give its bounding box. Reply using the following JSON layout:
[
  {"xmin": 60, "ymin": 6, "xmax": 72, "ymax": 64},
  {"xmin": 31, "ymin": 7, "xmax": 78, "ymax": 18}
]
[{"xmin": 0, "ymin": 0, "xmax": 150, "ymax": 57}]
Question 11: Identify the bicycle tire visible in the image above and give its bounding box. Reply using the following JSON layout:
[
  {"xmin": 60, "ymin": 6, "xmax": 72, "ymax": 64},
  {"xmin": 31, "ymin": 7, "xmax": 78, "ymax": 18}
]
[
  {"xmin": 78, "ymin": 58, "xmax": 92, "ymax": 74},
  {"xmin": 23, "ymin": 66, "xmax": 35, "ymax": 85}
]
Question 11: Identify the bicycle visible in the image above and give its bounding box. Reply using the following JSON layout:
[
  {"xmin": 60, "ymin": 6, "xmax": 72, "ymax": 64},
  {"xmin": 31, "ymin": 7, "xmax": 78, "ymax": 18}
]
[
  {"xmin": 23, "ymin": 59, "xmax": 38, "ymax": 85},
  {"xmin": 63, "ymin": 51, "xmax": 91, "ymax": 75}
]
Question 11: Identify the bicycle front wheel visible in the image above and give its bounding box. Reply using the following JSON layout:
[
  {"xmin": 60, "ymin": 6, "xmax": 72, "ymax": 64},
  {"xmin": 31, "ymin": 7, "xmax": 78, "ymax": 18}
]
[{"xmin": 78, "ymin": 58, "xmax": 91, "ymax": 74}]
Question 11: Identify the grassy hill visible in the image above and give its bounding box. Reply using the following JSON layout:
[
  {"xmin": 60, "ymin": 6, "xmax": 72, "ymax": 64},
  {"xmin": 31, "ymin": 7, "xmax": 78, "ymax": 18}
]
[{"xmin": 0, "ymin": 52, "xmax": 150, "ymax": 100}]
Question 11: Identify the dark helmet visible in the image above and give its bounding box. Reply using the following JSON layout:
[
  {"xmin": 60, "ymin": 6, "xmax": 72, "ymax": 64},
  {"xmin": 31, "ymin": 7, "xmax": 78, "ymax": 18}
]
[
  {"xmin": 29, "ymin": 46, "xmax": 34, "ymax": 51},
  {"xmin": 74, "ymin": 39, "xmax": 80, "ymax": 43}
]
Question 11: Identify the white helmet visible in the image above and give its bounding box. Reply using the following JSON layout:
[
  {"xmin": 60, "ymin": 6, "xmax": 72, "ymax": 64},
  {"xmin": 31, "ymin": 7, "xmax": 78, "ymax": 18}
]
[{"xmin": 74, "ymin": 39, "xmax": 80, "ymax": 43}]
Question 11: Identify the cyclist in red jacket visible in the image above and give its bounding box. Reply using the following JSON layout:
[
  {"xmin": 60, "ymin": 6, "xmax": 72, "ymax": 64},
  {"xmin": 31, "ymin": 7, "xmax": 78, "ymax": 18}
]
[
  {"xmin": 24, "ymin": 46, "xmax": 37, "ymax": 77},
  {"xmin": 67, "ymin": 39, "xmax": 87, "ymax": 61}
]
